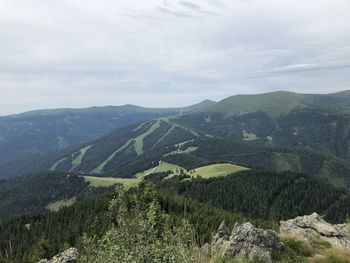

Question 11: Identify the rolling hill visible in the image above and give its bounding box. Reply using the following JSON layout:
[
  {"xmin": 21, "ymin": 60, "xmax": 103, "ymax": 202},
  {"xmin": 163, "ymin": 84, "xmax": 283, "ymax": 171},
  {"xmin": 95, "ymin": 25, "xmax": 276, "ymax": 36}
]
[{"xmin": 198, "ymin": 90, "xmax": 350, "ymax": 118}]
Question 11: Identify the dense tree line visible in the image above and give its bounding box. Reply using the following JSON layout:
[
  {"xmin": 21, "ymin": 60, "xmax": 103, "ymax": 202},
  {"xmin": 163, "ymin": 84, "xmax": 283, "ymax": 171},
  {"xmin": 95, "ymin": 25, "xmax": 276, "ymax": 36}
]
[
  {"xmin": 0, "ymin": 193, "xmax": 113, "ymax": 262},
  {"xmin": 0, "ymin": 172, "xmax": 113, "ymax": 220},
  {"xmin": 155, "ymin": 170, "xmax": 349, "ymax": 223},
  {"xmin": 2, "ymin": 171, "xmax": 349, "ymax": 262}
]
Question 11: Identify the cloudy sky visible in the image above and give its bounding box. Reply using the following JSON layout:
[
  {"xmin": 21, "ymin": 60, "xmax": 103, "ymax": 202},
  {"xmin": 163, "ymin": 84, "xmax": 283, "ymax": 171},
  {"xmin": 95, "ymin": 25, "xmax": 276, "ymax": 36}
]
[{"xmin": 1, "ymin": 0, "xmax": 350, "ymax": 115}]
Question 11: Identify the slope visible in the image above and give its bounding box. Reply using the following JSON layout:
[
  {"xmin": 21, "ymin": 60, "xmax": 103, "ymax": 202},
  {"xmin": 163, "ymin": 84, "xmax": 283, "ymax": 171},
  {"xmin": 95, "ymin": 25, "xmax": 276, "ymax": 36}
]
[
  {"xmin": 50, "ymin": 119, "xmax": 201, "ymax": 176},
  {"xmin": 0, "ymin": 100, "xmax": 215, "ymax": 167},
  {"xmin": 0, "ymin": 172, "xmax": 113, "ymax": 220},
  {"xmin": 0, "ymin": 100, "xmax": 216, "ymax": 179},
  {"xmin": 200, "ymin": 90, "xmax": 350, "ymax": 118}
]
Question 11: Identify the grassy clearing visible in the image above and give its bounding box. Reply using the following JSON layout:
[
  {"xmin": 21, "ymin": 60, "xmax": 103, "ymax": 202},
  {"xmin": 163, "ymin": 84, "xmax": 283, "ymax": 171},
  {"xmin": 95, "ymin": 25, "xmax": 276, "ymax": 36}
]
[
  {"xmin": 84, "ymin": 176, "xmax": 140, "ymax": 189},
  {"xmin": 90, "ymin": 140, "xmax": 133, "ymax": 174},
  {"xmin": 46, "ymin": 197, "xmax": 76, "ymax": 212},
  {"xmin": 188, "ymin": 163, "xmax": 249, "ymax": 179},
  {"xmin": 134, "ymin": 120, "xmax": 161, "ymax": 155},
  {"xmin": 50, "ymin": 157, "xmax": 67, "ymax": 171},
  {"xmin": 90, "ymin": 120, "xmax": 161, "ymax": 174},
  {"xmin": 87, "ymin": 162, "xmax": 183, "ymax": 189},
  {"xmin": 86, "ymin": 162, "xmax": 248, "ymax": 189},
  {"xmin": 70, "ymin": 145, "xmax": 92, "ymax": 171},
  {"xmin": 135, "ymin": 162, "xmax": 185, "ymax": 178},
  {"xmin": 164, "ymin": 146, "xmax": 198, "ymax": 156}
]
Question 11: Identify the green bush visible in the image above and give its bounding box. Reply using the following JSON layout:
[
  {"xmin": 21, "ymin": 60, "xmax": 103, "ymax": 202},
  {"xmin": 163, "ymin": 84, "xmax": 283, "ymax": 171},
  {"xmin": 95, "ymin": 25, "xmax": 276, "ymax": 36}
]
[{"xmin": 79, "ymin": 182, "xmax": 202, "ymax": 263}]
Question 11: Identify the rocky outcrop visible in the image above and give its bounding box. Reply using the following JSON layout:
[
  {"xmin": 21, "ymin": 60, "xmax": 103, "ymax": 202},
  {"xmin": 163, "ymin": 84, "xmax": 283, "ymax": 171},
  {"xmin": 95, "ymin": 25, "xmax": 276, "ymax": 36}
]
[
  {"xmin": 209, "ymin": 221, "xmax": 283, "ymax": 262},
  {"xmin": 280, "ymin": 213, "xmax": 350, "ymax": 249},
  {"xmin": 38, "ymin": 247, "xmax": 78, "ymax": 263}
]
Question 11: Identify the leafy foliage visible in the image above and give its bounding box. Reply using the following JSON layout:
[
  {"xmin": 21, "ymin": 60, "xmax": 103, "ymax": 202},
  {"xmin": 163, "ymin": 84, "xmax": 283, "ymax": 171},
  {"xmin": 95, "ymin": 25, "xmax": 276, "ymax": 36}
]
[{"xmin": 80, "ymin": 183, "xmax": 202, "ymax": 263}]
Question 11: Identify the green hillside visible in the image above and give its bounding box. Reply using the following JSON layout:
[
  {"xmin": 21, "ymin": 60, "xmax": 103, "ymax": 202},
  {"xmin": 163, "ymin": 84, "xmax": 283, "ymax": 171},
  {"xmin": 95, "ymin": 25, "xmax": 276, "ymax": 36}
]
[
  {"xmin": 47, "ymin": 101, "xmax": 350, "ymax": 186},
  {"xmin": 84, "ymin": 176, "xmax": 139, "ymax": 189},
  {"xmin": 188, "ymin": 163, "xmax": 249, "ymax": 178},
  {"xmin": 50, "ymin": 119, "xmax": 201, "ymax": 176},
  {"xmin": 85, "ymin": 162, "xmax": 248, "ymax": 189},
  {"xmin": 202, "ymin": 91, "xmax": 316, "ymax": 118},
  {"xmin": 201, "ymin": 90, "xmax": 350, "ymax": 118},
  {"xmin": 0, "ymin": 100, "xmax": 215, "ymax": 178}
]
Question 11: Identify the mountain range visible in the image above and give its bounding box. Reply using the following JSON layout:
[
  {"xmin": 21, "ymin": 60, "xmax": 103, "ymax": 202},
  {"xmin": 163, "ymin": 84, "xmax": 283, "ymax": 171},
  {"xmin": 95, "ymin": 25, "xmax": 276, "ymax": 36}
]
[
  {"xmin": 35, "ymin": 91, "xmax": 350, "ymax": 186},
  {"xmin": 1, "ymin": 91, "xmax": 350, "ymax": 185},
  {"xmin": 2, "ymin": 90, "xmax": 350, "ymax": 262}
]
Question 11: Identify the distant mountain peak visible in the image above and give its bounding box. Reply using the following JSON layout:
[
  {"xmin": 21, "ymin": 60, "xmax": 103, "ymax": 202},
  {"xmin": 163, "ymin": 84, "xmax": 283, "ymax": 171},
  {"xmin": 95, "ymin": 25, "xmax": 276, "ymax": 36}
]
[{"xmin": 183, "ymin": 99, "xmax": 216, "ymax": 113}]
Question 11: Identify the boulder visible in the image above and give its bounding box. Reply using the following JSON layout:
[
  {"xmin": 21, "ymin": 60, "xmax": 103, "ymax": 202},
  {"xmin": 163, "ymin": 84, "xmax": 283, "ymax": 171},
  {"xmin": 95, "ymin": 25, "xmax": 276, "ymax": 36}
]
[
  {"xmin": 209, "ymin": 222, "xmax": 283, "ymax": 262},
  {"xmin": 38, "ymin": 247, "xmax": 78, "ymax": 263},
  {"xmin": 280, "ymin": 213, "xmax": 350, "ymax": 249},
  {"xmin": 211, "ymin": 221, "xmax": 230, "ymax": 249}
]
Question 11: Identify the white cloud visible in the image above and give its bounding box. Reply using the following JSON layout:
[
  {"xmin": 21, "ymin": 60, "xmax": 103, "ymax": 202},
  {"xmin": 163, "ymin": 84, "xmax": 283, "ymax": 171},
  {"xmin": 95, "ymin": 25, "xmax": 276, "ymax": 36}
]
[{"xmin": 0, "ymin": 0, "xmax": 350, "ymax": 114}]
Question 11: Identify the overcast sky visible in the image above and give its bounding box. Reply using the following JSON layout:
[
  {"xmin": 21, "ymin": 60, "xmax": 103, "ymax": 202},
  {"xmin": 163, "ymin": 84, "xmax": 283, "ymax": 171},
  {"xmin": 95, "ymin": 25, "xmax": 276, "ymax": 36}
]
[{"xmin": 1, "ymin": 0, "xmax": 350, "ymax": 115}]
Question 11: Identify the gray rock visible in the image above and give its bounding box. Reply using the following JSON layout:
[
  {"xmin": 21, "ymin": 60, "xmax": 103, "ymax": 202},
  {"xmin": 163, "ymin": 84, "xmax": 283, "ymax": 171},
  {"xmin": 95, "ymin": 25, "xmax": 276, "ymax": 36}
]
[
  {"xmin": 223, "ymin": 223, "xmax": 283, "ymax": 262},
  {"xmin": 211, "ymin": 221, "xmax": 230, "ymax": 250},
  {"xmin": 38, "ymin": 247, "xmax": 78, "ymax": 263},
  {"xmin": 280, "ymin": 213, "xmax": 350, "ymax": 249},
  {"xmin": 211, "ymin": 222, "xmax": 283, "ymax": 262}
]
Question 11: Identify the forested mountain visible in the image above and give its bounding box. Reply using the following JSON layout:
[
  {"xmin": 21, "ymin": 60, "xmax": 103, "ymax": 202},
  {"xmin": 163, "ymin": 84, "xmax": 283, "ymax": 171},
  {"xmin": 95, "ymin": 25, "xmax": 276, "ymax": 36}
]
[
  {"xmin": 0, "ymin": 100, "xmax": 215, "ymax": 167},
  {"xmin": 49, "ymin": 118, "xmax": 202, "ymax": 177},
  {"xmin": 44, "ymin": 91, "xmax": 350, "ymax": 186}
]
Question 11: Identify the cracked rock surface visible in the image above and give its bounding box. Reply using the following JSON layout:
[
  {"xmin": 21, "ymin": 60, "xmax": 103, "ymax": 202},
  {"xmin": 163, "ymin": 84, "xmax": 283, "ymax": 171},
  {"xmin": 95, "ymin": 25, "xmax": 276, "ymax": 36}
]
[
  {"xmin": 280, "ymin": 213, "xmax": 350, "ymax": 248},
  {"xmin": 210, "ymin": 221, "xmax": 283, "ymax": 262}
]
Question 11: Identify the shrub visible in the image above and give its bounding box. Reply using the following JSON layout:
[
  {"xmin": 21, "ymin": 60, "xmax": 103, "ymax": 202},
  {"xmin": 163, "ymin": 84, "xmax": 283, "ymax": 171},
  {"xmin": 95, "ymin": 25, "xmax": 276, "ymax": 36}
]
[{"xmin": 79, "ymin": 182, "xmax": 203, "ymax": 263}]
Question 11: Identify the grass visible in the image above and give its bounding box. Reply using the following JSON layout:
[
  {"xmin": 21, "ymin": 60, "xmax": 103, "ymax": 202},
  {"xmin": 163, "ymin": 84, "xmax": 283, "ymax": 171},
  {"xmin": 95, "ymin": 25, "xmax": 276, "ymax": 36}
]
[
  {"xmin": 309, "ymin": 235, "xmax": 332, "ymax": 249},
  {"xmin": 50, "ymin": 157, "xmax": 67, "ymax": 171},
  {"xmin": 310, "ymin": 247, "xmax": 350, "ymax": 263},
  {"xmin": 70, "ymin": 145, "xmax": 92, "ymax": 171},
  {"xmin": 87, "ymin": 162, "xmax": 184, "ymax": 189},
  {"xmin": 90, "ymin": 140, "xmax": 133, "ymax": 174},
  {"xmin": 134, "ymin": 120, "xmax": 161, "ymax": 155},
  {"xmin": 206, "ymin": 91, "xmax": 315, "ymax": 118},
  {"xmin": 46, "ymin": 197, "xmax": 76, "ymax": 212},
  {"xmin": 134, "ymin": 161, "xmax": 185, "ymax": 178},
  {"xmin": 90, "ymin": 120, "xmax": 161, "ymax": 174},
  {"xmin": 84, "ymin": 176, "xmax": 140, "ymax": 189},
  {"xmin": 188, "ymin": 163, "xmax": 249, "ymax": 179},
  {"xmin": 86, "ymin": 162, "xmax": 248, "ymax": 189}
]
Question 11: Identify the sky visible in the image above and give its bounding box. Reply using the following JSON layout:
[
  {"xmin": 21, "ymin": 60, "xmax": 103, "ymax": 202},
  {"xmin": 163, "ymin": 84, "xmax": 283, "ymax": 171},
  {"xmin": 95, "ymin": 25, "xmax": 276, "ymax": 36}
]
[{"xmin": 1, "ymin": 0, "xmax": 350, "ymax": 115}]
